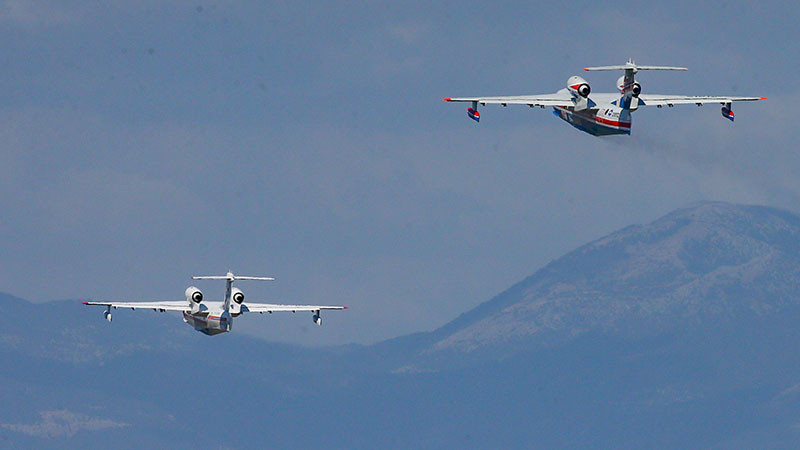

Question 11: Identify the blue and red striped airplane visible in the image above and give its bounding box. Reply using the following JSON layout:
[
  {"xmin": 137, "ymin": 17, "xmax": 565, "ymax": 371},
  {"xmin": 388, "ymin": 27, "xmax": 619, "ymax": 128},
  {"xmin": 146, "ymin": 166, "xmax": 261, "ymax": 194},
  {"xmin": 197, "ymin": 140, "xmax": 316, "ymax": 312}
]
[{"xmin": 443, "ymin": 59, "xmax": 765, "ymax": 136}]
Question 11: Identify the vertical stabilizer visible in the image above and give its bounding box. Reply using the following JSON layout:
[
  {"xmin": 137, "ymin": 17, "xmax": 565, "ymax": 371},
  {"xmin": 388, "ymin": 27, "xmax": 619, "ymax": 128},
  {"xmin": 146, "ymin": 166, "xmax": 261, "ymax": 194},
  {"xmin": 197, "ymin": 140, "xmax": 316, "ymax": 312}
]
[
  {"xmin": 223, "ymin": 275, "xmax": 234, "ymax": 313},
  {"xmin": 620, "ymin": 68, "xmax": 636, "ymax": 110}
]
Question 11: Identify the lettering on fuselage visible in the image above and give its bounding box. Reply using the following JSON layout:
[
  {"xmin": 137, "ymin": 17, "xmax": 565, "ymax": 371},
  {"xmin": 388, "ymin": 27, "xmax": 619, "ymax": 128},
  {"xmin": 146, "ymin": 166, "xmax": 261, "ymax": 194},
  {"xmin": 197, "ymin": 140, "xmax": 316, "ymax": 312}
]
[{"xmin": 601, "ymin": 109, "xmax": 620, "ymax": 119}]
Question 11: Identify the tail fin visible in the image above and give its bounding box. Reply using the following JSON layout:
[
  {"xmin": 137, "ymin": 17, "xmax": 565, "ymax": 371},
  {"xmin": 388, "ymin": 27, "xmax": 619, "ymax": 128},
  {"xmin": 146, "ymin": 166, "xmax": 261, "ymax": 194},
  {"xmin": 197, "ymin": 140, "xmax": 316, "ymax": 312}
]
[
  {"xmin": 588, "ymin": 59, "xmax": 687, "ymax": 111},
  {"xmin": 191, "ymin": 272, "xmax": 275, "ymax": 313},
  {"xmin": 620, "ymin": 67, "xmax": 637, "ymax": 110}
]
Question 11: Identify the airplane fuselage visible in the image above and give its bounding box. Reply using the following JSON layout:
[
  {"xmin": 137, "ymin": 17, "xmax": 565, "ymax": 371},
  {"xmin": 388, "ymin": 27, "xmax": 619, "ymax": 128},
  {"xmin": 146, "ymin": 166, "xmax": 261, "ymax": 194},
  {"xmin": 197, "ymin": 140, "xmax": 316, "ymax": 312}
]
[
  {"xmin": 551, "ymin": 91, "xmax": 632, "ymax": 136},
  {"xmin": 552, "ymin": 105, "xmax": 631, "ymax": 136},
  {"xmin": 182, "ymin": 302, "xmax": 233, "ymax": 335}
]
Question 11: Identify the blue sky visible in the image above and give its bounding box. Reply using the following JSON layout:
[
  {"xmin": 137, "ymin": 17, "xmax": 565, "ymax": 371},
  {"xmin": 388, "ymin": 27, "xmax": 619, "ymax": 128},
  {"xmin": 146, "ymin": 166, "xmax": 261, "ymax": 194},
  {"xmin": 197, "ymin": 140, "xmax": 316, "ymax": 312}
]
[{"xmin": 0, "ymin": 1, "xmax": 796, "ymax": 345}]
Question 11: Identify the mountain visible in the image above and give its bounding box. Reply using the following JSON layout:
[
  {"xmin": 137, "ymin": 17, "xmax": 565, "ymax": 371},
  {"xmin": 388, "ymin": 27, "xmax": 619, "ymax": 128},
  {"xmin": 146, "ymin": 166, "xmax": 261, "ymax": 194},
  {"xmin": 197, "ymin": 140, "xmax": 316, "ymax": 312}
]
[
  {"xmin": 3, "ymin": 202, "xmax": 800, "ymax": 448},
  {"xmin": 409, "ymin": 202, "xmax": 800, "ymax": 365}
]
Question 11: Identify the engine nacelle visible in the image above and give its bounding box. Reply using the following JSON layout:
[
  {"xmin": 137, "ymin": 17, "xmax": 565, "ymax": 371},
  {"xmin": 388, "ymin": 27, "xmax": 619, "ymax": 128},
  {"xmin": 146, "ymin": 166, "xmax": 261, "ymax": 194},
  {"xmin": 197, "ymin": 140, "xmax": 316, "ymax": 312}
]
[
  {"xmin": 616, "ymin": 76, "xmax": 641, "ymax": 97},
  {"xmin": 232, "ymin": 288, "xmax": 245, "ymax": 304},
  {"xmin": 185, "ymin": 286, "xmax": 203, "ymax": 313},
  {"xmin": 312, "ymin": 310, "xmax": 322, "ymax": 326},
  {"xmin": 567, "ymin": 76, "xmax": 591, "ymax": 98},
  {"xmin": 229, "ymin": 287, "xmax": 245, "ymax": 315},
  {"xmin": 186, "ymin": 286, "xmax": 203, "ymax": 303},
  {"xmin": 103, "ymin": 310, "xmax": 113, "ymax": 322}
]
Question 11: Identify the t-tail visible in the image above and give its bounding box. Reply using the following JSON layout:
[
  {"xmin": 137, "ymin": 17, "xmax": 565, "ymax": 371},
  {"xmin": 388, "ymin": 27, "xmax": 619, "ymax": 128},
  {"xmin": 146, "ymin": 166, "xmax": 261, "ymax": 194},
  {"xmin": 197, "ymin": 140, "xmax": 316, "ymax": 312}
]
[
  {"xmin": 191, "ymin": 271, "xmax": 275, "ymax": 312},
  {"xmin": 585, "ymin": 58, "xmax": 687, "ymax": 111}
]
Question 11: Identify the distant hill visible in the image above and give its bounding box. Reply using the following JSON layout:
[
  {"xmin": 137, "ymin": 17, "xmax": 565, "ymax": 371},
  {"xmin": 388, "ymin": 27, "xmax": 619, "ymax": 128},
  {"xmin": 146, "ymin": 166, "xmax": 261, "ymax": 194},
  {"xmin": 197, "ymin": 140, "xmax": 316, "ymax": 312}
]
[
  {"xmin": 409, "ymin": 202, "xmax": 800, "ymax": 366},
  {"xmin": 3, "ymin": 202, "xmax": 800, "ymax": 448}
]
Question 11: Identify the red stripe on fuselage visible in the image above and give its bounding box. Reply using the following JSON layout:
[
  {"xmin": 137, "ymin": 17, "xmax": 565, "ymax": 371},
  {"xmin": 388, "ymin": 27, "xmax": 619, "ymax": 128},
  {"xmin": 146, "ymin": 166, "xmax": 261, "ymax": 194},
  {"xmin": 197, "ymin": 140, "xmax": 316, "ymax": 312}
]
[
  {"xmin": 555, "ymin": 106, "xmax": 630, "ymax": 129},
  {"xmin": 594, "ymin": 114, "xmax": 631, "ymax": 128}
]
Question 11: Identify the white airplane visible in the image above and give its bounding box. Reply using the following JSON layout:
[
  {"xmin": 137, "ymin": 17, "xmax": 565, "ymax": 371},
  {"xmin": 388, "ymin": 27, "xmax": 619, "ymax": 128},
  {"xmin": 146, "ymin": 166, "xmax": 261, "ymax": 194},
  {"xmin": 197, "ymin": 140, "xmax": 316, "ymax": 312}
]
[
  {"xmin": 442, "ymin": 59, "xmax": 766, "ymax": 136},
  {"xmin": 83, "ymin": 272, "xmax": 347, "ymax": 336}
]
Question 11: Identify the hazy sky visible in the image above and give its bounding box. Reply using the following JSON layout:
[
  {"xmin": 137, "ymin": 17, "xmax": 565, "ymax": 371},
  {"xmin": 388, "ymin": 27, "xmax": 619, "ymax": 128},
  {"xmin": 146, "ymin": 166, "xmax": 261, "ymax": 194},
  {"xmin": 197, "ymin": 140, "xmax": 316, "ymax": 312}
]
[{"xmin": 0, "ymin": 1, "xmax": 796, "ymax": 345}]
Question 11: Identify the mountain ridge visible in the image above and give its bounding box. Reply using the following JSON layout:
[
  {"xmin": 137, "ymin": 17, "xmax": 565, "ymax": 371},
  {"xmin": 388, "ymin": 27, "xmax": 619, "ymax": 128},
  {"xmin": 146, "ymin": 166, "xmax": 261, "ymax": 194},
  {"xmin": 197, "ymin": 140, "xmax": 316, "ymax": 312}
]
[{"xmin": 413, "ymin": 201, "xmax": 800, "ymax": 362}]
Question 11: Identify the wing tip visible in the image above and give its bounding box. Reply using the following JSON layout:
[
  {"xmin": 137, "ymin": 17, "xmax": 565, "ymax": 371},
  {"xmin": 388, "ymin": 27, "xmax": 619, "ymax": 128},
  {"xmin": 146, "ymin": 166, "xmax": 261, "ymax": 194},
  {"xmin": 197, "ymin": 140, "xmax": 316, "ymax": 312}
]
[
  {"xmin": 760, "ymin": 96, "xmax": 767, "ymax": 100},
  {"xmin": 583, "ymin": 67, "xmax": 589, "ymax": 71},
  {"xmin": 343, "ymin": 306, "xmax": 349, "ymax": 309},
  {"xmin": 442, "ymin": 97, "xmax": 452, "ymax": 102},
  {"xmin": 82, "ymin": 301, "xmax": 88, "ymax": 305}
]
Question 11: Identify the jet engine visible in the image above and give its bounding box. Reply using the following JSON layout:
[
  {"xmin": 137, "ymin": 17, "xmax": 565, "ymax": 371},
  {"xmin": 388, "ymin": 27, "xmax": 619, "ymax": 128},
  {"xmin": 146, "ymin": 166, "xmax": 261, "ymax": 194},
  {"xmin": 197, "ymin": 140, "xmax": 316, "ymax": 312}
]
[
  {"xmin": 232, "ymin": 289, "xmax": 245, "ymax": 304},
  {"xmin": 616, "ymin": 76, "xmax": 641, "ymax": 97},
  {"xmin": 567, "ymin": 76, "xmax": 591, "ymax": 98},
  {"xmin": 229, "ymin": 287, "xmax": 245, "ymax": 315},
  {"xmin": 186, "ymin": 286, "xmax": 203, "ymax": 303},
  {"xmin": 186, "ymin": 286, "xmax": 203, "ymax": 313}
]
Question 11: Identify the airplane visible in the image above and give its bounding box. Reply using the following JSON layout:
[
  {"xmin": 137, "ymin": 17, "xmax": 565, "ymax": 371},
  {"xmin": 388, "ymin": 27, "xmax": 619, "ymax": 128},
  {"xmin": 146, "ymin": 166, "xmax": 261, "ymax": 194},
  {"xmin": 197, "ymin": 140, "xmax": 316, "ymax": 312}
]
[
  {"xmin": 442, "ymin": 59, "xmax": 766, "ymax": 136},
  {"xmin": 83, "ymin": 271, "xmax": 347, "ymax": 336}
]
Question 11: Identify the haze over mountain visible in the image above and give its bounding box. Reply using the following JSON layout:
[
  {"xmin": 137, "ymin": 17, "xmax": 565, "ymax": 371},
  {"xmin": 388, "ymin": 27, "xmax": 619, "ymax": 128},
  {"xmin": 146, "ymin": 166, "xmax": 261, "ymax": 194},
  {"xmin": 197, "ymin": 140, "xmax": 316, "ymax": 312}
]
[{"xmin": 4, "ymin": 202, "xmax": 800, "ymax": 448}]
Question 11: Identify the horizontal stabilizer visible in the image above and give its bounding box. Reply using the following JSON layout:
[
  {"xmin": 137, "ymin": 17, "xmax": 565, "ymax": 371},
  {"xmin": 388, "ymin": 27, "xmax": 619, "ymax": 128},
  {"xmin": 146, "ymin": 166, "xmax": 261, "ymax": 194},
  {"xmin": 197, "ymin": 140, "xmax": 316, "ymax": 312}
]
[
  {"xmin": 192, "ymin": 272, "xmax": 275, "ymax": 282},
  {"xmin": 585, "ymin": 65, "xmax": 687, "ymax": 71},
  {"xmin": 584, "ymin": 60, "xmax": 687, "ymax": 73}
]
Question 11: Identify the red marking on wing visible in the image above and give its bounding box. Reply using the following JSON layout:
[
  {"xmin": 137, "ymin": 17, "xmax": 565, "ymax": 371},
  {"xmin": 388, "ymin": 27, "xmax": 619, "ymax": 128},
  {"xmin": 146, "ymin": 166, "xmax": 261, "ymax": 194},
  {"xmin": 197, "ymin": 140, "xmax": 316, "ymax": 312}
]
[{"xmin": 442, "ymin": 97, "xmax": 452, "ymax": 101}]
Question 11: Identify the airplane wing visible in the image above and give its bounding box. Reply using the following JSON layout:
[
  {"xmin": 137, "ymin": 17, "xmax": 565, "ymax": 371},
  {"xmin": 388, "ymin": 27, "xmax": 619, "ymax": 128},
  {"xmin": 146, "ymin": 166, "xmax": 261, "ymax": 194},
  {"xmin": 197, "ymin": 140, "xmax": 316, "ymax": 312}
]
[
  {"xmin": 241, "ymin": 303, "xmax": 347, "ymax": 313},
  {"xmin": 637, "ymin": 95, "xmax": 766, "ymax": 107},
  {"xmin": 443, "ymin": 93, "xmax": 573, "ymax": 107},
  {"xmin": 83, "ymin": 301, "xmax": 190, "ymax": 311}
]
